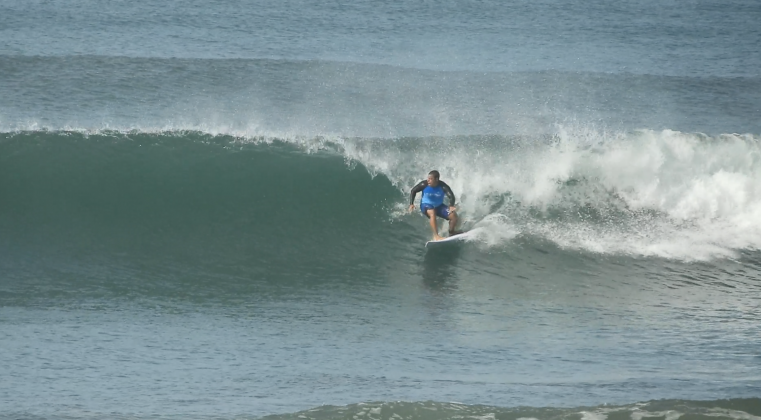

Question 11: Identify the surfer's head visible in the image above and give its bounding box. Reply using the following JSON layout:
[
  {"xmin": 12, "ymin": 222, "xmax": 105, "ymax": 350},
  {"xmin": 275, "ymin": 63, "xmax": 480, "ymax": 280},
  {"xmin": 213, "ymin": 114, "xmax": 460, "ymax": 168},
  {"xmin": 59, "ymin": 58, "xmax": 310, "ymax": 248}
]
[{"xmin": 427, "ymin": 170, "xmax": 440, "ymax": 185}]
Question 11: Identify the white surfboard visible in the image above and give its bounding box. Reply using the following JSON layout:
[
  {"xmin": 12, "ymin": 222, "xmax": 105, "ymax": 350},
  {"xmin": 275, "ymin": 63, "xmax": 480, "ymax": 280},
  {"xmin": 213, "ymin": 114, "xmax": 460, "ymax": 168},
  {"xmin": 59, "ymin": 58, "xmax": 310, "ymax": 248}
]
[{"xmin": 425, "ymin": 230, "xmax": 476, "ymax": 248}]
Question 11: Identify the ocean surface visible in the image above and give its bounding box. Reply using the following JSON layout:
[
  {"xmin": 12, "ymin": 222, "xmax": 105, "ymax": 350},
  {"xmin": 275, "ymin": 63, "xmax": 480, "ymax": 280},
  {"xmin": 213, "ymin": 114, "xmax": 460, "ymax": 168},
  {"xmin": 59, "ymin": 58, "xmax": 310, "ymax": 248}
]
[{"xmin": 1, "ymin": 1, "xmax": 761, "ymax": 419}]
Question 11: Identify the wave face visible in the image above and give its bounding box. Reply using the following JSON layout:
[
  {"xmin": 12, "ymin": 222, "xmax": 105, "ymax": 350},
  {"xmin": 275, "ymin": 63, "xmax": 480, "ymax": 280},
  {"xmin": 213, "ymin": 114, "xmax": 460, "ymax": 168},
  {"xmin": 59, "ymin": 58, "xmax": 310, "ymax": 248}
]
[
  {"xmin": 4, "ymin": 129, "xmax": 761, "ymax": 262},
  {"xmin": 0, "ymin": 131, "xmax": 400, "ymax": 269}
]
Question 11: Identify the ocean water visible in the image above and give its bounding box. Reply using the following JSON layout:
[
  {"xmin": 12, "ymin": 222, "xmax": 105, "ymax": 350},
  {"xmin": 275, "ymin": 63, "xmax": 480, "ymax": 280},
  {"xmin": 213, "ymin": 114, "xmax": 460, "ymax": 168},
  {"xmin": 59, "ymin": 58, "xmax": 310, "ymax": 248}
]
[{"xmin": 1, "ymin": 1, "xmax": 761, "ymax": 419}]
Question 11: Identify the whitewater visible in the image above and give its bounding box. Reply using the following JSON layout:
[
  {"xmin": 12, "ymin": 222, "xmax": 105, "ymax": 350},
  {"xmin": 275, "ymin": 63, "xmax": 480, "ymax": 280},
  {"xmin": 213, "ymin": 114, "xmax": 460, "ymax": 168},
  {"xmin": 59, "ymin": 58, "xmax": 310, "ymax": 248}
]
[{"xmin": 1, "ymin": 0, "xmax": 761, "ymax": 419}]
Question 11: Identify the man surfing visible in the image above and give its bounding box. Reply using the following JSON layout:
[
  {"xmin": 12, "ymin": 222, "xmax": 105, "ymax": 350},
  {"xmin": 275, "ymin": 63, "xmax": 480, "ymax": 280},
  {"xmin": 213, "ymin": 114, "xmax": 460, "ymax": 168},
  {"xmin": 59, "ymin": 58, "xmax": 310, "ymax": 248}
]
[{"xmin": 408, "ymin": 170, "xmax": 459, "ymax": 241}]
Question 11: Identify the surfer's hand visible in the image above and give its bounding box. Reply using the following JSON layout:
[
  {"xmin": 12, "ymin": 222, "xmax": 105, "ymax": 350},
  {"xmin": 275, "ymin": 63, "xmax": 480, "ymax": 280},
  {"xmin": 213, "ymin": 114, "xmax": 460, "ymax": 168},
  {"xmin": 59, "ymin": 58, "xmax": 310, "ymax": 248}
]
[
  {"xmin": 449, "ymin": 206, "xmax": 457, "ymax": 213},
  {"xmin": 408, "ymin": 204, "xmax": 415, "ymax": 212}
]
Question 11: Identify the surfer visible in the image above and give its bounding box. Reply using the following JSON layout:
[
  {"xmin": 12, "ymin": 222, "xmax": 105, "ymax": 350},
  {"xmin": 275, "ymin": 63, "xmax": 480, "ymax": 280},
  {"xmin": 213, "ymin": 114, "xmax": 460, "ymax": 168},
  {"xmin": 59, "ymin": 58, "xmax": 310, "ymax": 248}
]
[{"xmin": 408, "ymin": 170, "xmax": 458, "ymax": 241}]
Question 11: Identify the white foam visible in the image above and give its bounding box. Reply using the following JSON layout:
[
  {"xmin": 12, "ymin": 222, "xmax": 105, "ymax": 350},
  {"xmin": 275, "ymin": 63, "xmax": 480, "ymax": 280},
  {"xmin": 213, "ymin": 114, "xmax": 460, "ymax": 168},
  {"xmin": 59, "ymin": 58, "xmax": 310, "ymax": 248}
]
[
  {"xmin": 704, "ymin": 408, "xmax": 761, "ymax": 420},
  {"xmin": 342, "ymin": 125, "xmax": 761, "ymax": 260},
  {"xmin": 580, "ymin": 411, "xmax": 609, "ymax": 420},
  {"xmin": 631, "ymin": 410, "xmax": 683, "ymax": 420}
]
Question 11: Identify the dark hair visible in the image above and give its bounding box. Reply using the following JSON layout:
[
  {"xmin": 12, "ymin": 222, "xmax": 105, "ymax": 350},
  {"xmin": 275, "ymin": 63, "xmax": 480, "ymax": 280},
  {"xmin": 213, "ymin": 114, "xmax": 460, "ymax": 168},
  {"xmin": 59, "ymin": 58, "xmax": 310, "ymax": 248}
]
[{"xmin": 428, "ymin": 170, "xmax": 440, "ymax": 179}]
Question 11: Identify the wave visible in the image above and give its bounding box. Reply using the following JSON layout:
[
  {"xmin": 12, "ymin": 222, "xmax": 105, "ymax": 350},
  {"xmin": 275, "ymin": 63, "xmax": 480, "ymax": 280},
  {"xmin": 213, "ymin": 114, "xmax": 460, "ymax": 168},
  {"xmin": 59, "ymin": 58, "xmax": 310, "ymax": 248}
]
[
  {"xmin": 10, "ymin": 398, "xmax": 758, "ymax": 420},
  {"xmin": 2, "ymin": 127, "xmax": 761, "ymax": 261},
  {"xmin": 262, "ymin": 399, "xmax": 761, "ymax": 420}
]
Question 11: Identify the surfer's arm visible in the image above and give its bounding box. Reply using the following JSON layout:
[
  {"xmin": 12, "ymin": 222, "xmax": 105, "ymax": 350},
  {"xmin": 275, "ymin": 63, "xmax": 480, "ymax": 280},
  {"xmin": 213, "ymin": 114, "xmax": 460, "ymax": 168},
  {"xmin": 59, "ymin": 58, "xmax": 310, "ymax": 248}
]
[
  {"xmin": 409, "ymin": 180, "xmax": 427, "ymax": 208},
  {"xmin": 439, "ymin": 181, "xmax": 456, "ymax": 207}
]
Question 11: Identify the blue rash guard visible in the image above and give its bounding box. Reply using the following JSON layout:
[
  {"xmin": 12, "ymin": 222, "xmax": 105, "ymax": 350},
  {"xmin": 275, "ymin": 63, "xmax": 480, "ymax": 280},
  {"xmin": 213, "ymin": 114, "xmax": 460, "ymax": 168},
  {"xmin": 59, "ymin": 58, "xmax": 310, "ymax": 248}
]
[
  {"xmin": 421, "ymin": 184, "xmax": 446, "ymax": 207},
  {"xmin": 409, "ymin": 179, "xmax": 456, "ymax": 219}
]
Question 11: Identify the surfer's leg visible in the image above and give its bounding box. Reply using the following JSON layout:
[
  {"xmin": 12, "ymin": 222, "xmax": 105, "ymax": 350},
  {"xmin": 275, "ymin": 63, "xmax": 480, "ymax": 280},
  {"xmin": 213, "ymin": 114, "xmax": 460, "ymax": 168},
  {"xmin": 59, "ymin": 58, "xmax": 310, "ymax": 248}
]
[
  {"xmin": 427, "ymin": 209, "xmax": 443, "ymax": 241},
  {"xmin": 447, "ymin": 209, "xmax": 458, "ymax": 235},
  {"xmin": 435, "ymin": 205, "xmax": 458, "ymax": 236}
]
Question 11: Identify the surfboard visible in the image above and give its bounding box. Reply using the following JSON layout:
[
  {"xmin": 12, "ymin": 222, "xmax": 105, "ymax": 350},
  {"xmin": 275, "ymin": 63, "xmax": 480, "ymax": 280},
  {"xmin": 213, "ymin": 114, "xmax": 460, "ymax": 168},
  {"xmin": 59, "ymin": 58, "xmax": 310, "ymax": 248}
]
[{"xmin": 425, "ymin": 230, "xmax": 474, "ymax": 248}]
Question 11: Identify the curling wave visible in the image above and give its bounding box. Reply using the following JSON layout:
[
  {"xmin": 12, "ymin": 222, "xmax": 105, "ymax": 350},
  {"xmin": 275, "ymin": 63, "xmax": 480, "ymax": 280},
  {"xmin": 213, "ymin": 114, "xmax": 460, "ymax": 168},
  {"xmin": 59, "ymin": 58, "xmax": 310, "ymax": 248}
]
[{"xmin": 2, "ymin": 127, "xmax": 761, "ymax": 261}]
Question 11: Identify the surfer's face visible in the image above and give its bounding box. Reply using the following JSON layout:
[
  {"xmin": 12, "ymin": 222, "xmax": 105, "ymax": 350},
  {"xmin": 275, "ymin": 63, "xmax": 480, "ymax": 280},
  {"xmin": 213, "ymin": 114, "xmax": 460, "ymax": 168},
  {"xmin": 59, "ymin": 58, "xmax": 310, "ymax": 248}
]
[{"xmin": 427, "ymin": 174, "xmax": 439, "ymax": 186}]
